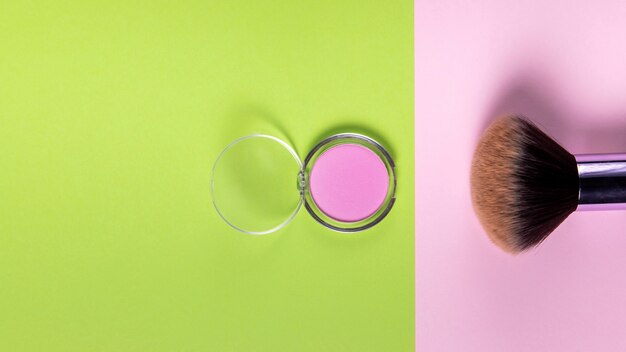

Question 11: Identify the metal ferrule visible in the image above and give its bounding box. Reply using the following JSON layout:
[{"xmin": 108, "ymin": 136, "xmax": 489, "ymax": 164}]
[{"xmin": 576, "ymin": 154, "xmax": 626, "ymax": 211}]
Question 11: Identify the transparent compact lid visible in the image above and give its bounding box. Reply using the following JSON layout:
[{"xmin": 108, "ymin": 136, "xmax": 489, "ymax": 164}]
[{"xmin": 210, "ymin": 134, "xmax": 303, "ymax": 235}]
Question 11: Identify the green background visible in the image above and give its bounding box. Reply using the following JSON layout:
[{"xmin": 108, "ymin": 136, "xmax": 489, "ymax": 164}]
[{"xmin": 0, "ymin": 1, "xmax": 414, "ymax": 351}]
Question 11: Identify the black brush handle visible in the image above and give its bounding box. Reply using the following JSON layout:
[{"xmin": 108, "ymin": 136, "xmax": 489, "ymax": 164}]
[{"xmin": 576, "ymin": 154, "xmax": 626, "ymax": 210}]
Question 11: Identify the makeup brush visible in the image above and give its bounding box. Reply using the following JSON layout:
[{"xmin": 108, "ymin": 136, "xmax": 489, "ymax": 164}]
[{"xmin": 471, "ymin": 115, "xmax": 626, "ymax": 253}]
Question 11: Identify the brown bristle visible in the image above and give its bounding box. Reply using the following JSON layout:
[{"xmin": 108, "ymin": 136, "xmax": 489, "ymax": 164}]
[{"xmin": 470, "ymin": 115, "xmax": 579, "ymax": 253}]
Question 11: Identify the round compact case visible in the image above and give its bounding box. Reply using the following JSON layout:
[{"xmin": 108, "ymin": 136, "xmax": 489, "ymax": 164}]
[{"xmin": 211, "ymin": 133, "xmax": 396, "ymax": 234}]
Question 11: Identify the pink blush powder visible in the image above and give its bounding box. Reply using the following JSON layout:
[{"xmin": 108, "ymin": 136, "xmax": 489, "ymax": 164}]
[{"xmin": 309, "ymin": 143, "xmax": 389, "ymax": 222}]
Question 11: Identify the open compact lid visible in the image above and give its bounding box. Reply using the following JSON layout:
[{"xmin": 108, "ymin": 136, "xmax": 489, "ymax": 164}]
[{"xmin": 210, "ymin": 134, "xmax": 303, "ymax": 235}]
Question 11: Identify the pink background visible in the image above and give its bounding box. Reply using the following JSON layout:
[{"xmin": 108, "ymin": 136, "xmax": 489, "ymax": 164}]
[{"xmin": 415, "ymin": 1, "xmax": 626, "ymax": 350}]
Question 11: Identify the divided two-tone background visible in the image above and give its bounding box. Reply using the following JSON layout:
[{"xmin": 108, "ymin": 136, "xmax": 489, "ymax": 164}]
[{"xmin": 3, "ymin": 1, "xmax": 626, "ymax": 351}]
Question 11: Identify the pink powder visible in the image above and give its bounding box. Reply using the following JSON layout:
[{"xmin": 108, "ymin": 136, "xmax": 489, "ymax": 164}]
[{"xmin": 309, "ymin": 143, "xmax": 389, "ymax": 222}]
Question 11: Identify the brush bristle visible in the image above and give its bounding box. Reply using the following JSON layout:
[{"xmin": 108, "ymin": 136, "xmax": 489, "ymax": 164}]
[{"xmin": 470, "ymin": 115, "xmax": 579, "ymax": 253}]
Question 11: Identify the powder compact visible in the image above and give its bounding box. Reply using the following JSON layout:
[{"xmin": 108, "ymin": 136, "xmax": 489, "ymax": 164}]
[{"xmin": 211, "ymin": 133, "xmax": 396, "ymax": 234}]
